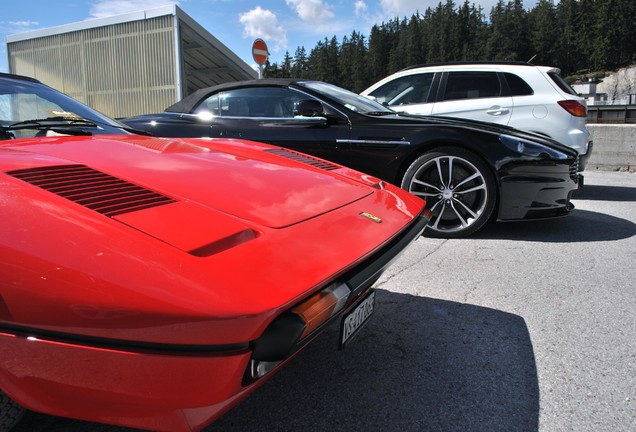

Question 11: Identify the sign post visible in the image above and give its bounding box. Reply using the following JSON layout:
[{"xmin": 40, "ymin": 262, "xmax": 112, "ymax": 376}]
[{"xmin": 251, "ymin": 38, "xmax": 269, "ymax": 79}]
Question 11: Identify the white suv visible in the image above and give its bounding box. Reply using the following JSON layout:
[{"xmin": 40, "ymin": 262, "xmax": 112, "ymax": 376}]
[{"xmin": 361, "ymin": 62, "xmax": 592, "ymax": 170}]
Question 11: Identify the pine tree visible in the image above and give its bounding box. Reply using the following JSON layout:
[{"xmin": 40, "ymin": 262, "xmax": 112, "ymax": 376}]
[
  {"xmin": 281, "ymin": 51, "xmax": 293, "ymax": 77},
  {"xmin": 338, "ymin": 31, "xmax": 369, "ymax": 92},
  {"xmin": 592, "ymin": 0, "xmax": 616, "ymax": 70},
  {"xmin": 529, "ymin": 0, "xmax": 557, "ymax": 65},
  {"xmin": 405, "ymin": 13, "xmax": 424, "ymax": 67},
  {"xmin": 290, "ymin": 0, "xmax": 634, "ymax": 84},
  {"xmin": 368, "ymin": 23, "xmax": 392, "ymax": 81},
  {"xmin": 606, "ymin": 0, "xmax": 636, "ymax": 67},
  {"xmin": 292, "ymin": 46, "xmax": 308, "ymax": 79},
  {"xmin": 308, "ymin": 37, "xmax": 340, "ymax": 84},
  {"xmin": 388, "ymin": 18, "xmax": 409, "ymax": 72},
  {"xmin": 456, "ymin": 1, "xmax": 486, "ymax": 60},
  {"xmin": 556, "ymin": 0, "xmax": 582, "ymax": 73}
]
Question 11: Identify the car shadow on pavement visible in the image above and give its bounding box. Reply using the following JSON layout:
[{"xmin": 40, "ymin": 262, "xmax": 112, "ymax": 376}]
[
  {"xmin": 474, "ymin": 208, "xmax": 636, "ymax": 243},
  {"xmin": 15, "ymin": 289, "xmax": 539, "ymax": 432},
  {"xmin": 13, "ymin": 409, "xmax": 142, "ymax": 430},
  {"xmin": 573, "ymin": 184, "xmax": 636, "ymax": 202},
  {"xmin": 13, "ymin": 292, "xmax": 538, "ymax": 432},
  {"xmin": 207, "ymin": 290, "xmax": 538, "ymax": 432}
]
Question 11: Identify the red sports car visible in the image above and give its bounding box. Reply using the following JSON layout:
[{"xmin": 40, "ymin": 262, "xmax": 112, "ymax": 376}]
[{"xmin": 0, "ymin": 73, "xmax": 428, "ymax": 431}]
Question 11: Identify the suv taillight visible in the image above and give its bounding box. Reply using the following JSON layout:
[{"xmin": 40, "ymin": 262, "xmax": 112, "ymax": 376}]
[{"xmin": 558, "ymin": 100, "xmax": 587, "ymax": 117}]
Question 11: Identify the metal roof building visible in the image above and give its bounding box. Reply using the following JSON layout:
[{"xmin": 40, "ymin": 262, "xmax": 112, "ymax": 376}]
[{"xmin": 5, "ymin": 5, "xmax": 257, "ymax": 118}]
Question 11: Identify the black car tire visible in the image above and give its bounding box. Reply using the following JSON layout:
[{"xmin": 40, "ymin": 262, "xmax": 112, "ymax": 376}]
[
  {"xmin": 0, "ymin": 390, "xmax": 25, "ymax": 432},
  {"xmin": 401, "ymin": 147, "xmax": 496, "ymax": 238}
]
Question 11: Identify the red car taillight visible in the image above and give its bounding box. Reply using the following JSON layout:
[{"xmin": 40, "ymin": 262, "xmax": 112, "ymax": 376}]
[
  {"xmin": 248, "ymin": 283, "xmax": 351, "ymax": 379},
  {"xmin": 558, "ymin": 100, "xmax": 587, "ymax": 117}
]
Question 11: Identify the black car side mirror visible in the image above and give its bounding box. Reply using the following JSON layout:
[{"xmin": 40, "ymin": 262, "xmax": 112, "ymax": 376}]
[{"xmin": 293, "ymin": 100, "xmax": 325, "ymax": 117}]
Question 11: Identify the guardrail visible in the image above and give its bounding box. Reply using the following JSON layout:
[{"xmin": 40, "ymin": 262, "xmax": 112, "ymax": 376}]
[{"xmin": 587, "ymin": 105, "xmax": 636, "ymax": 124}]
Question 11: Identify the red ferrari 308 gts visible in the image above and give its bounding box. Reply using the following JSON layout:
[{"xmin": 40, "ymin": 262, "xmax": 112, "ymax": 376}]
[{"xmin": 0, "ymin": 73, "xmax": 428, "ymax": 431}]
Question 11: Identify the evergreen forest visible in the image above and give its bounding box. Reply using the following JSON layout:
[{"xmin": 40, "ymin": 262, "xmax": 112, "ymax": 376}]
[{"xmin": 262, "ymin": 0, "xmax": 636, "ymax": 92}]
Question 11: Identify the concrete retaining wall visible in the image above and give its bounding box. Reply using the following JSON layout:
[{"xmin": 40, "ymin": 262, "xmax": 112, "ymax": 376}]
[{"xmin": 586, "ymin": 124, "xmax": 636, "ymax": 172}]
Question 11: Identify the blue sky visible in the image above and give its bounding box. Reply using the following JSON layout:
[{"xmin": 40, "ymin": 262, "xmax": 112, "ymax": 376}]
[{"xmin": 1, "ymin": 0, "xmax": 537, "ymax": 73}]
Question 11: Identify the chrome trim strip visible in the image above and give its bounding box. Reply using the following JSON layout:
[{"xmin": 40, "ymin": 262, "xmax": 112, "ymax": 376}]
[{"xmin": 336, "ymin": 139, "xmax": 411, "ymax": 145}]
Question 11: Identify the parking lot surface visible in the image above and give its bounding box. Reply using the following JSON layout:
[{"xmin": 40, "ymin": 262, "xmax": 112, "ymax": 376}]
[{"xmin": 14, "ymin": 170, "xmax": 636, "ymax": 432}]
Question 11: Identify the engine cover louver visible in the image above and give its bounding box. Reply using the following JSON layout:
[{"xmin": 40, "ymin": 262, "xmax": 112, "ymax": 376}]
[
  {"xmin": 264, "ymin": 148, "xmax": 340, "ymax": 171},
  {"xmin": 7, "ymin": 164, "xmax": 176, "ymax": 217}
]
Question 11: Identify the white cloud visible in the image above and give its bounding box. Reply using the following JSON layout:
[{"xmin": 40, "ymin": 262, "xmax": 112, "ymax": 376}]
[
  {"xmin": 0, "ymin": 20, "xmax": 40, "ymax": 43},
  {"xmin": 354, "ymin": 1, "xmax": 368, "ymax": 17},
  {"xmin": 239, "ymin": 7, "xmax": 287, "ymax": 52},
  {"xmin": 89, "ymin": 0, "xmax": 179, "ymax": 19},
  {"xmin": 379, "ymin": 0, "xmax": 426, "ymax": 16},
  {"xmin": 7, "ymin": 21, "xmax": 40, "ymax": 28},
  {"xmin": 286, "ymin": 0, "xmax": 335, "ymax": 23}
]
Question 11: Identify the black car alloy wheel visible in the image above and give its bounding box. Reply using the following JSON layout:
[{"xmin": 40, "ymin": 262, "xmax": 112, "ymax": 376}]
[{"xmin": 401, "ymin": 147, "xmax": 496, "ymax": 238}]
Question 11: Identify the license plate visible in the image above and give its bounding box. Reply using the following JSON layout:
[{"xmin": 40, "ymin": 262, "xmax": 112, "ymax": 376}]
[{"xmin": 340, "ymin": 290, "xmax": 375, "ymax": 348}]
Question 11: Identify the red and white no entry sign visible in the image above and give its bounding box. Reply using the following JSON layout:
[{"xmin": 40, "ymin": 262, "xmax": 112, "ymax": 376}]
[{"xmin": 252, "ymin": 39, "xmax": 269, "ymax": 66}]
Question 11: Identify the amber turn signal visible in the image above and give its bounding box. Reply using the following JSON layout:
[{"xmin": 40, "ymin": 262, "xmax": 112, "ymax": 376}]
[{"xmin": 292, "ymin": 283, "xmax": 350, "ymax": 339}]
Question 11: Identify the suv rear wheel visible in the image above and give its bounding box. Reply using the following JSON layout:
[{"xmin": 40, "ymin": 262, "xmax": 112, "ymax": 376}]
[{"xmin": 401, "ymin": 147, "xmax": 496, "ymax": 238}]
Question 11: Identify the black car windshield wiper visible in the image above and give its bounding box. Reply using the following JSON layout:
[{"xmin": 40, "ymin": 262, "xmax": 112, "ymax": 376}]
[
  {"xmin": 8, "ymin": 116, "xmax": 99, "ymax": 128},
  {"xmin": 4, "ymin": 116, "xmax": 98, "ymax": 135}
]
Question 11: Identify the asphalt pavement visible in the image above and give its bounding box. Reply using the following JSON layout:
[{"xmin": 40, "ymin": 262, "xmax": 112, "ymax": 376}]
[{"xmin": 14, "ymin": 170, "xmax": 636, "ymax": 432}]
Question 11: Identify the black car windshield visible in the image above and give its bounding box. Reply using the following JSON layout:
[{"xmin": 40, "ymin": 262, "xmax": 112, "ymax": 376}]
[
  {"xmin": 299, "ymin": 81, "xmax": 394, "ymax": 115},
  {"xmin": 0, "ymin": 76, "xmax": 127, "ymax": 139}
]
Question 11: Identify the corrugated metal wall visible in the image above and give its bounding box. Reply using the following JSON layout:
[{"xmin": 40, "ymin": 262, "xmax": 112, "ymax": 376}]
[{"xmin": 8, "ymin": 16, "xmax": 177, "ymax": 118}]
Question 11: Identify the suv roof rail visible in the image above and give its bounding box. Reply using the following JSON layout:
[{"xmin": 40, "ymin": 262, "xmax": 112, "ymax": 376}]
[{"xmin": 399, "ymin": 61, "xmax": 537, "ymax": 72}]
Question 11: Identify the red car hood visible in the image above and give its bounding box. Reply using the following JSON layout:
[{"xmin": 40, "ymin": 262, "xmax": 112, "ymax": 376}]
[
  {"xmin": 1, "ymin": 134, "xmax": 425, "ymax": 346},
  {"xmin": 1, "ymin": 134, "xmax": 371, "ymax": 229}
]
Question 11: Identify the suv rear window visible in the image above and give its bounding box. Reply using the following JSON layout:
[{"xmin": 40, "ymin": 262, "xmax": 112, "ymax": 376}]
[
  {"xmin": 442, "ymin": 72, "xmax": 501, "ymax": 101},
  {"xmin": 503, "ymin": 73, "xmax": 534, "ymax": 96},
  {"xmin": 547, "ymin": 72, "xmax": 578, "ymax": 96}
]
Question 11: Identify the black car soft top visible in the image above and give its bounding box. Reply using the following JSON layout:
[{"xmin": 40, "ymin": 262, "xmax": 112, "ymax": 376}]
[{"xmin": 165, "ymin": 79, "xmax": 310, "ymax": 113}]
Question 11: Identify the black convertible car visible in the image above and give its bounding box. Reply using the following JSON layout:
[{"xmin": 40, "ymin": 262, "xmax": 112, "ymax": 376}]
[{"xmin": 123, "ymin": 79, "xmax": 583, "ymax": 238}]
